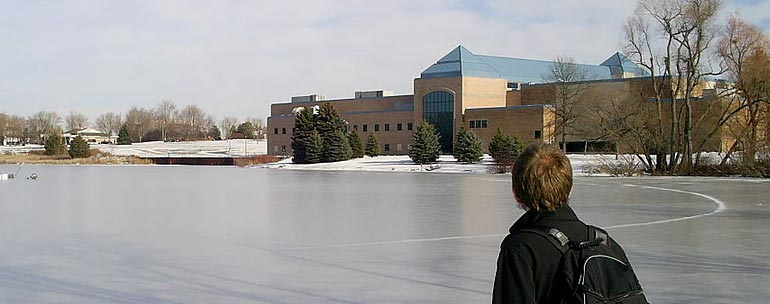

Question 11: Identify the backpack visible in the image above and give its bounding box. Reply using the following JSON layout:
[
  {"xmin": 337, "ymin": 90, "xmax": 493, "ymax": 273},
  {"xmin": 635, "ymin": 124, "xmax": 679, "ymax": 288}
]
[{"xmin": 522, "ymin": 225, "xmax": 648, "ymax": 304}]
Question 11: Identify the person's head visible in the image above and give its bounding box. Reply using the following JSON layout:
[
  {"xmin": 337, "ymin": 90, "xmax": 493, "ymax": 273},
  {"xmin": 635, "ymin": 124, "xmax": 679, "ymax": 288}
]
[{"xmin": 511, "ymin": 143, "xmax": 573, "ymax": 211}]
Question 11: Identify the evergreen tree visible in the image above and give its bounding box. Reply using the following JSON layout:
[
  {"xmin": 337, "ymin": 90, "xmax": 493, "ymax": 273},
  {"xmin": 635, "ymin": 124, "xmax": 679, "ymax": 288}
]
[
  {"xmin": 208, "ymin": 125, "xmax": 222, "ymax": 140},
  {"xmin": 348, "ymin": 130, "xmax": 364, "ymax": 158},
  {"xmin": 409, "ymin": 122, "xmax": 441, "ymax": 164},
  {"xmin": 306, "ymin": 129, "xmax": 323, "ymax": 164},
  {"xmin": 453, "ymin": 127, "xmax": 483, "ymax": 163},
  {"xmin": 316, "ymin": 103, "xmax": 351, "ymax": 162},
  {"xmin": 488, "ymin": 128, "xmax": 524, "ymax": 171},
  {"xmin": 68, "ymin": 135, "xmax": 90, "ymax": 158},
  {"xmin": 236, "ymin": 122, "xmax": 256, "ymax": 139},
  {"xmin": 365, "ymin": 133, "xmax": 380, "ymax": 157},
  {"xmin": 44, "ymin": 134, "xmax": 67, "ymax": 156},
  {"xmin": 291, "ymin": 106, "xmax": 316, "ymax": 164},
  {"xmin": 117, "ymin": 124, "xmax": 132, "ymax": 145}
]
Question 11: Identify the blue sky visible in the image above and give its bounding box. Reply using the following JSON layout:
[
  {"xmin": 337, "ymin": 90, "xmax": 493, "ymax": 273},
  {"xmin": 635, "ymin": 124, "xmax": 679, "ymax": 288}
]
[{"xmin": 1, "ymin": 0, "xmax": 768, "ymax": 123}]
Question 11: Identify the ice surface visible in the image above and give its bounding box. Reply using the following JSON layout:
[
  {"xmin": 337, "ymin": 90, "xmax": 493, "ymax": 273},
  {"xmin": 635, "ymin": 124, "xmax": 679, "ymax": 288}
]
[{"xmin": 0, "ymin": 165, "xmax": 768, "ymax": 303}]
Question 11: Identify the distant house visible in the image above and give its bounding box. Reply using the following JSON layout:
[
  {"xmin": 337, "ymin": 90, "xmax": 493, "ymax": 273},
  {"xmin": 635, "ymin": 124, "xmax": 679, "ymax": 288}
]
[{"xmin": 63, "ymin": 128, "xmax": 117, "ymax": 144}]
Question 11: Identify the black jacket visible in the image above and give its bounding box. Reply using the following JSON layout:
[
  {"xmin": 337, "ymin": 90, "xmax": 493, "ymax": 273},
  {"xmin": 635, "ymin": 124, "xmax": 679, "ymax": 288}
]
[{"xmin": 492, "ymin": 205, "xmax": 589, "ymax": 304}]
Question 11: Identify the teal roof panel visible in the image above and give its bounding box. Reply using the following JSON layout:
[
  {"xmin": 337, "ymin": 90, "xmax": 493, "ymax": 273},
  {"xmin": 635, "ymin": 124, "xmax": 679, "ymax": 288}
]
[{"xmin": 421, "ymin": 46, "xmax": 633, "ymax": 82}]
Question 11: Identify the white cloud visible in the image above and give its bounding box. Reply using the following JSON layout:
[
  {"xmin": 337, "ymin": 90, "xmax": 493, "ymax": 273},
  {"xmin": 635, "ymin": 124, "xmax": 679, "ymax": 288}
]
[{"xmin": 0, "ymin": 0, "xmax": 765, "ymax": 123}]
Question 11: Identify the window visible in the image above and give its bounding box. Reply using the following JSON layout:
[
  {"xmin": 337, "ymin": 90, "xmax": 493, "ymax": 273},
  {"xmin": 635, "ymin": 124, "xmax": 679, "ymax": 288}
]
[
  {"xmin": 281, "ymin": 145, "xmax": 286, "ymax": 152},
  {"xmin": 534, "ymin": 130, "xmax": 542, "ymax": 139},
  {"xmin": 274, "ymin": 128, "xmax": 278, "ymax": 134},
  {"xmin": 423, "ymin": 91, "xmax": 454, "ymax": 152},
  {"xmin": 354, "ymin": 125, "xmax": 358, "ymax": 132},
  {"xmin": 384, "ymin": 123, "xmax": 390, "ymax": 131},
  {"xmin": 469, "ymin": 119, "xmax": 488, "ymax": 129},
  {"xmin": 384, "ymin": 144, "xmax": 390, "ymax": 152},
  {"xmin": 396, "ymin": 144, "xmax": 402, "ymax": 151},
  {"xmin": 407, "ymin": 123, "xmax": 413, "ymax": 131},
  {"xmin": 292, "ymin": 127, "xmax": 296, "ymax": 133},
  {"xmin": 274, "ymin": 146, "xmax": 279, "ymax": 152},
  {"xmin": 281, "ymin": 128, "xmax": 286, "ymax": 134},
  {"xmin": 397, "ymin": 123, "xmax": 403, "ymax": 131},
  {"xmin": 375, "ymin": 124, "xmax": 380, "ymax": 132},
  {"xmin": 363, "ymin": 124, "xmax": 368, "ymax": 132}
]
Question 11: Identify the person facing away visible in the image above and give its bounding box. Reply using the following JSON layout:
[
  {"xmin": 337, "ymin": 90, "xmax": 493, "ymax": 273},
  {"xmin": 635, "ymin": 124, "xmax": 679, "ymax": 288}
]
[{"xmin": 492, "ymin": 143, "xmax": 591, "ymax": 303}]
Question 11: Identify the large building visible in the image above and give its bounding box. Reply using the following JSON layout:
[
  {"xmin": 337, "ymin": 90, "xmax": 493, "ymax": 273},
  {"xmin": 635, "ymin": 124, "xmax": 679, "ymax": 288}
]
[{"xmin": 267, "ymin": 46, "xmax": 727, "ymax": 156}]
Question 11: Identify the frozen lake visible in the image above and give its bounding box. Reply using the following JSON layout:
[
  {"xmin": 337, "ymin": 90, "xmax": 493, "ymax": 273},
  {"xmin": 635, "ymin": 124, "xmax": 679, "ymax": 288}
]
[{"xmin": 0, "ymin": 165, "xmax": 768, "ymax": 303}]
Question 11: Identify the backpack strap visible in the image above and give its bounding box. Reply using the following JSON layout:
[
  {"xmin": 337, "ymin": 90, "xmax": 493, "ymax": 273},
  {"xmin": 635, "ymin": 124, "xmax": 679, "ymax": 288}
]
[{"xmin": 518, "ymin": 226, "xmax": 570, "ymax": 254}]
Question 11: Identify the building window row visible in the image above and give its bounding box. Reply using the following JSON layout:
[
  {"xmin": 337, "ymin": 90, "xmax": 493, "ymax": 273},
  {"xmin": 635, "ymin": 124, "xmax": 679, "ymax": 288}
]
[
  {"xmin": 352, "ymin": 122, "xmax": 413, "ymax": 133},
  {"xmin": 469, "ymin": 119, "xmax": 488, "ymax": 129}
]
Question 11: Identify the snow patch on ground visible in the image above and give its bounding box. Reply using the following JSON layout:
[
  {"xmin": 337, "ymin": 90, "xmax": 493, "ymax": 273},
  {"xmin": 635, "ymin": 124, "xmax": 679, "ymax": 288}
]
[
  {"xmin": 95, "ymin": 139, "xmax": 267, "ymax": 158},
  {"xmin": 263, "ymin": 154, "xmax": 614, "ymax": 176}
]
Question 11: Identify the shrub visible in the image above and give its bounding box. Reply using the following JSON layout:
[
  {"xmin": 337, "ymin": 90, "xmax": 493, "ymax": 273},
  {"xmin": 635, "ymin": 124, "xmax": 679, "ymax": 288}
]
[
  {"xmin": 488, "ymin": 128, "xmax": 524, "ymax": 172},
  {"xmin": 44, "ymin": 134, "xmax": 67, "ymax": 156},
  {"xmin": 68, "ymin": 136, "xmax": 90, "ymax": 158}
]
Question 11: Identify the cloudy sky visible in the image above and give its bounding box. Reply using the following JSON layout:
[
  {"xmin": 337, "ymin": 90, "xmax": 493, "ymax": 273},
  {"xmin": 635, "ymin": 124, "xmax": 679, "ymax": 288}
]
[{"xmin": 1, "ymin": 0, "xmax": 768, "ymax": 123}]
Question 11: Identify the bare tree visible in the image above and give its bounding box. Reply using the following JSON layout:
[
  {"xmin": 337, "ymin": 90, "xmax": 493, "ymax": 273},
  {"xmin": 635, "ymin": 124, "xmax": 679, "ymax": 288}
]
[
  {"xmin": 95, "ymin": 112, "xmax": 123, "ymax": 136},
  {"xmin": 542, "ymin": 57, "xmax": 592, "ymax": 152},
  {"xmin": 125, "ymin": 107, "xmax": 154, "ymax": 143},
  {"xmin": 27, "ymin": 111, "xmax": 62, "ymax": 143},
  {"xmin": 177, "ymin": 105, "xmax": 206, "ymax": 140},
  {"xmin": 154, "ymin": 100, "xmax": 177, "ymax": 142},
  {"xmin": 245, "ymin": 117, "xmax": 265, "ymax": 139},
  {"xmin": 715, "ymin": 15, "xmax": 770, "ymax": 164},
  {"xmin": 220, "ymin": 116, "xmax": 238, "ymax": 139},
  {"xmin": 65, "ymin": 111, "xmax": 89, "ymax": 131},
  {"xmin": 624, "ymin": 0, "xmax": 722, "ymax": 173}
]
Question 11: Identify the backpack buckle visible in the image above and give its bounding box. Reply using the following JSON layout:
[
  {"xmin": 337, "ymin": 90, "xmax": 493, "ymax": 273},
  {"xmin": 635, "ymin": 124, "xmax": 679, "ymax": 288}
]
[{"xmin": 548, "ymin": 228, "xmax": 570, "ymax": 247}]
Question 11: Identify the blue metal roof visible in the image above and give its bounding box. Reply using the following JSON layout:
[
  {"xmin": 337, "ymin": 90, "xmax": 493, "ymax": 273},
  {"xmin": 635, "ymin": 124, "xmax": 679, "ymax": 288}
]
[
  {"xmin": 420, "ymin": 46, "xmax": 645, "ymax": 82},
  {"xmin": 600, "ymin": 52, "xmax": 650, "ymax": 77}
]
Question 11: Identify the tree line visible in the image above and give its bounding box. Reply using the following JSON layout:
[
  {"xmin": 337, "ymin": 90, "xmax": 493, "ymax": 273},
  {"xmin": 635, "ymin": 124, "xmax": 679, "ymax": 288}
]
[
  {"xmin": 0, "ymin": 100, "xmax": 265, "ymax": 145},
  {"xmin": 291, "ymin": 103, "xmax": 524, "ymax": 168}
]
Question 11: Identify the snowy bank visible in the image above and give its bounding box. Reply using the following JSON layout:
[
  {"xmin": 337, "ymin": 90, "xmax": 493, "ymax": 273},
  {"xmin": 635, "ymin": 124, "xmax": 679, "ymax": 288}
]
[{"xmin": 263, "ymin": 154, "xmax": 616, "ymax": 176}]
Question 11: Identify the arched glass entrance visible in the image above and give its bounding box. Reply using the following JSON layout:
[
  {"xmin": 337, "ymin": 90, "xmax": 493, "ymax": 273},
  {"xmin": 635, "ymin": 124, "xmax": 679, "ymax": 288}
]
[{"xmin": 422, "ymin": 91, "xmax": 454, "ymax": 153}]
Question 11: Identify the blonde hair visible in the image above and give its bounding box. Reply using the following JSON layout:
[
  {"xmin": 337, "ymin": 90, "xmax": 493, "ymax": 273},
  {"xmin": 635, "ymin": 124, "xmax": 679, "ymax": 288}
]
[{"xmin": 512, "ymin": 143, "xmax": 573, "ymax": 211}]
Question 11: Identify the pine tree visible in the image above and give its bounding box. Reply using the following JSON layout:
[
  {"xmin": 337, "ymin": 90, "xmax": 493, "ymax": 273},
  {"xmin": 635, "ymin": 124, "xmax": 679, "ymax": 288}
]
[
  {"xmin": 348, "ymin": 130, "xmax": 364, "ymax": 158},
  {"xmin": 208, "ymin": 125, "xmax": 222, "ymax": 140},
  {"xmin": 409, "ymin": 122, "xmax": 441, "ymax": 164},
  {"xmin": 44, "ymin": 134, "xmax": 67, "ymax": 156},
  {"xmin": 317, "ymin": 103, "xmax": 351, "ymax": 162},
  {"xmin": 488, "ymin": 128, "xmax": 524, "ymax": 171},
  {"xmin": 453, "ymin": 127, "xmax": 483, "ymax": 163},
  {"xmin": 291, "ymin": 106, "xmax": 316, "ymax": 164},
  {"xmin": 365, "ymin": 133, "xmax": 380, "ymax": 157},
  {"xmin": 117, "ymin": 124, "xmax": 132, "ymax": 145},
  {"xmin": 68, "ymin": 135, "xmax": 90, "ymax": 158},
  {"xmin": 306, "ymin": 129, "xmax": 323, "ymax": 164}
]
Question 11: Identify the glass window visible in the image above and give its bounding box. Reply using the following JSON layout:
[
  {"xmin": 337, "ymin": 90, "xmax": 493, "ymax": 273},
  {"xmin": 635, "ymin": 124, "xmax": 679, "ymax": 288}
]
[
  {"xmin": 481, "ymin": 120, "xmax": 488, "ymax": 128},
  {"xmin": 397, "ymin": 123, "xmax": 402, "ymax": 131},
  {"xmin": 534, "ymin": 130, "xmax": 542, "ymax": 139},
  {"xmin": 281, "ymin": 145, "xmax": 286, "ymax": 152},
  {"xmin": 354, "ymin": 125, "xmax": 358, "ymax": 131},
  {"xmin": 397, "ymin": 144, "xmax": 402, "ymax": 151},
  {"xmin": 274, "ymin": 128, "xmax": 278, "ymax": 134},
  {"xmin": 384, "ymin": 144, "xmax": 390, "ymax": 152},
  {"xmin": 423, "ymin": 91, "xmax": 454, "ymax": 152},
  {"xmin": 407, "ymin": 123, "xmax": 413, "ymax": 131},
  {"xmin": 375, "ymin": 124, "xmax": 380, "ymax": 132},
  {"xmin": 363, "ymin": 124, "xmax": 368, "ymax": 132},
  {"xmin": 384, "ymin": 124, "xmax": 390, "ymax": 131},
  {"xmin": 281, "ymin": 128, "xmax": 286, "ymax": 134}
]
